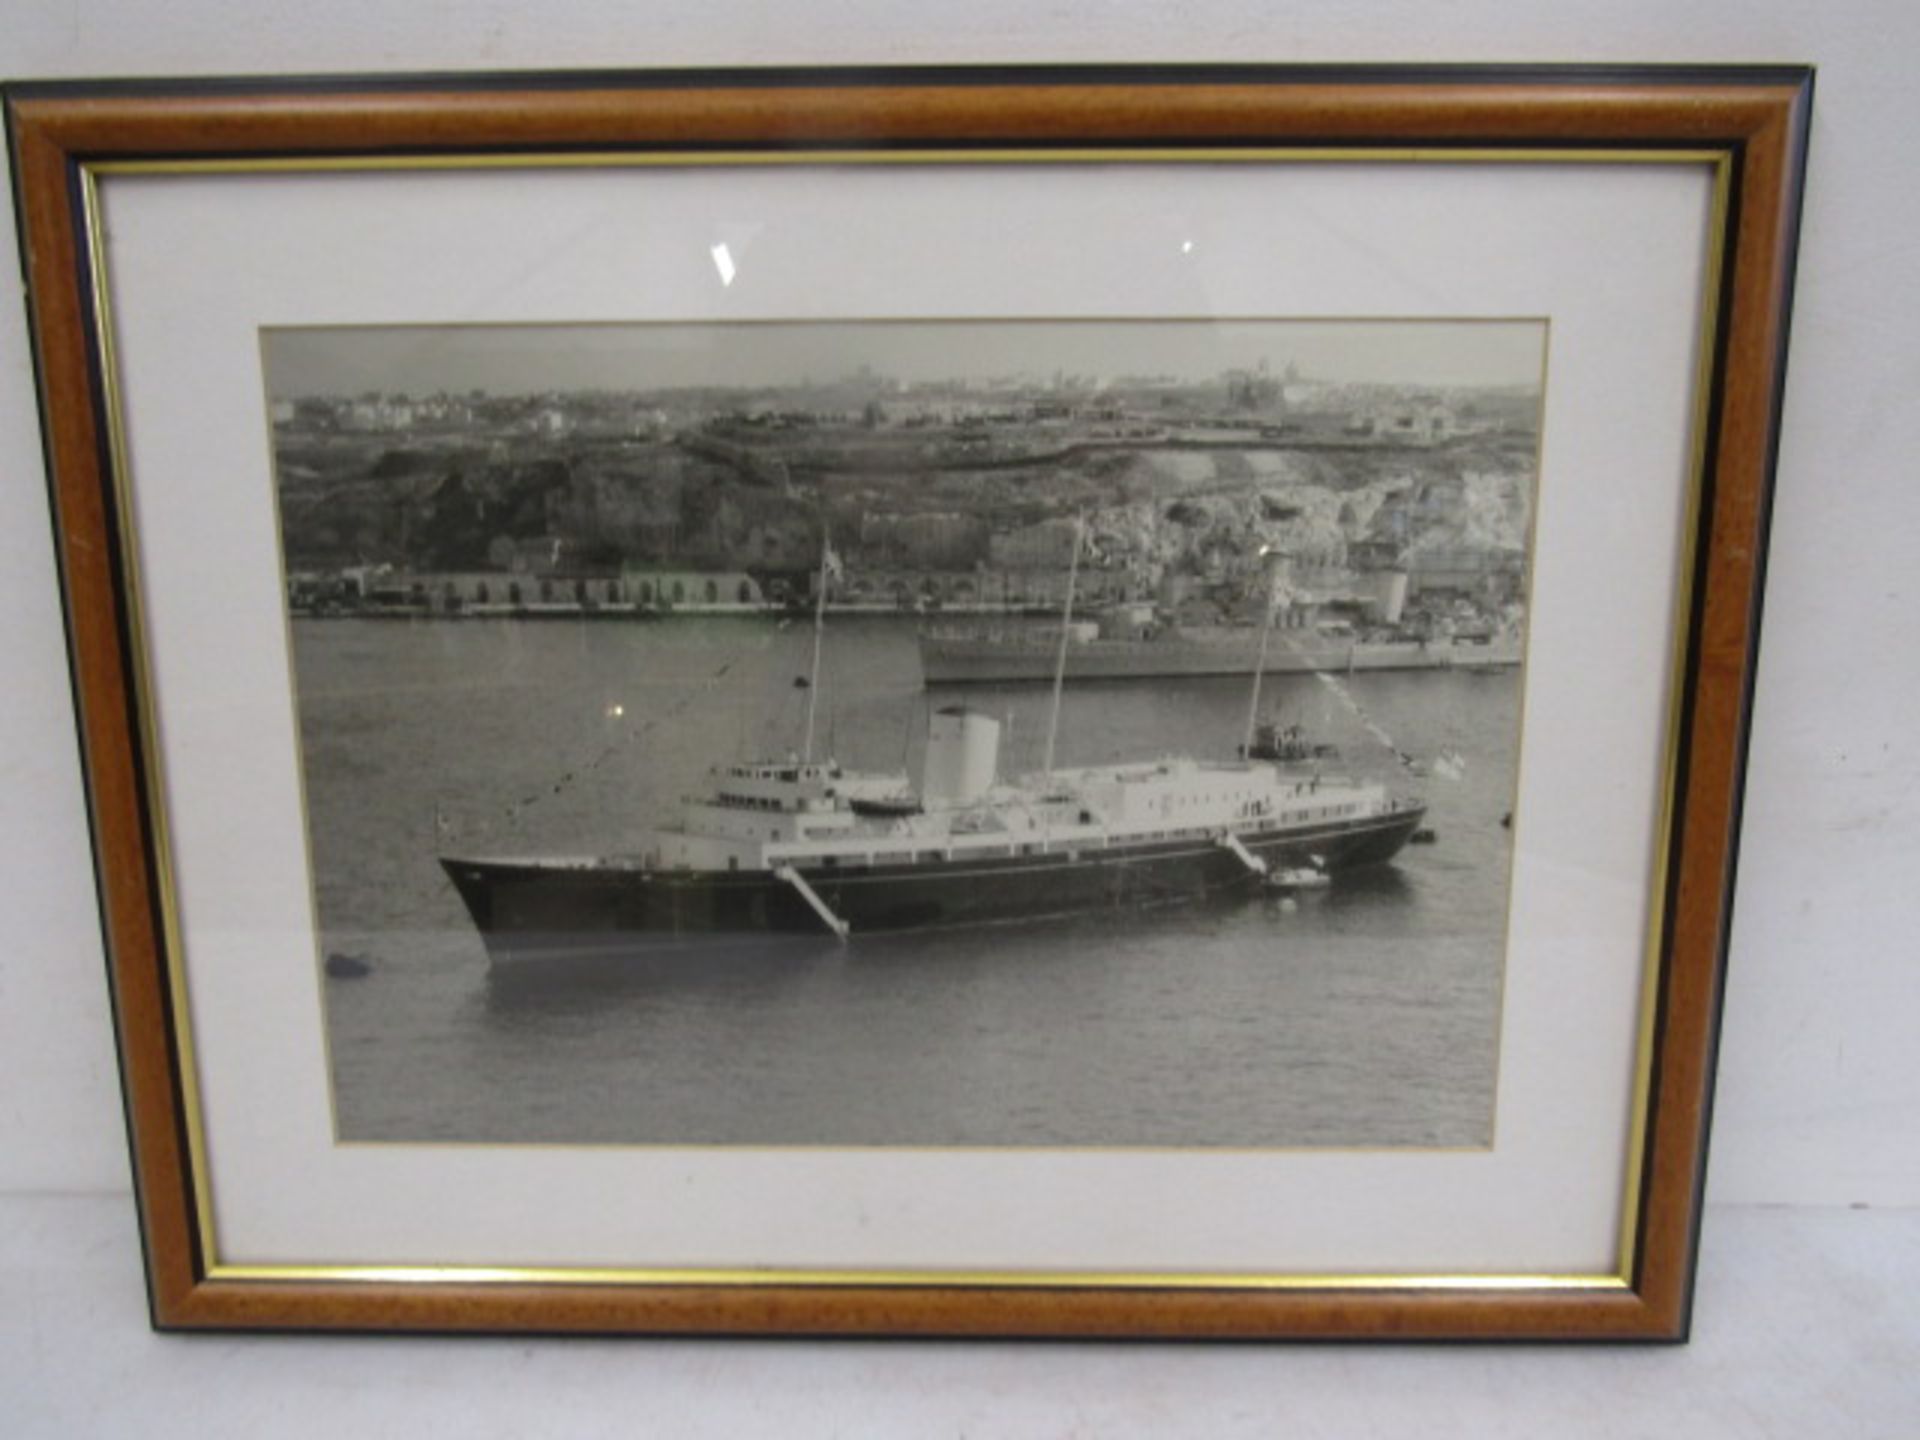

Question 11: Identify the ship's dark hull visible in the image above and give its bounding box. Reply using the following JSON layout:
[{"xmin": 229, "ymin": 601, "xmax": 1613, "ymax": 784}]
[{"xmin": 442, "ymin": 805, "xmax": 1426, "ymax": 966}]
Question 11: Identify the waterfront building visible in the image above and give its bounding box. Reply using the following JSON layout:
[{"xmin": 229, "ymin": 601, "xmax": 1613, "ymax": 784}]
[{"xmin": 621, "ymin": 565, "xmax": 766, "ymax": 610}]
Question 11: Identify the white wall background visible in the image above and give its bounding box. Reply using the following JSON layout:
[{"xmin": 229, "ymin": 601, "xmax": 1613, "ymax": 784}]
[{"xmin": 2, "ymin": 1, "xmax": 1915, "ymax": 1430}]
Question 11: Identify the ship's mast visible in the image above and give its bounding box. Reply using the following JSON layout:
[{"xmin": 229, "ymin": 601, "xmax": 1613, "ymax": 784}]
[
  {"xmin": 1242, "ymin": 545, "xmax": 1280, "ymax": 759},
  {"xmin": 802, "ymin": 534, "xmax": 832, "ymax": 762},
  {"xmin": 1042, "ymin": 515, "xmax": 1083, "ymax": 779}
]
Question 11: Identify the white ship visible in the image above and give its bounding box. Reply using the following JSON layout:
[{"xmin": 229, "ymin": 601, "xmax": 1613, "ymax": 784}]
[{"xmin": 442, "ymin": 535, "xmax": 1427, "ymax": 963}]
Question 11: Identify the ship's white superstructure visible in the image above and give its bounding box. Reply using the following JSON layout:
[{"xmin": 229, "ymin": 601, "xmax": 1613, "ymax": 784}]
[{"xmin": 644, "ymin": 707, "xmax": 1405, "ymax": 877}]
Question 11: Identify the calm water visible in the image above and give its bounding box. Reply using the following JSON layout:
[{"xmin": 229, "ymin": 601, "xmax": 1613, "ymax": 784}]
[{"xmin": 298, "ymin": 616, "xmax": 1517, "ymax": 1148}]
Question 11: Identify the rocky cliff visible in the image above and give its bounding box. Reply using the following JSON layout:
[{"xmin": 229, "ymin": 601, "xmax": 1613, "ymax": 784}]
[{"xmin": 273, "ymin": 430, "xmax": 1534, "ymax": 580}]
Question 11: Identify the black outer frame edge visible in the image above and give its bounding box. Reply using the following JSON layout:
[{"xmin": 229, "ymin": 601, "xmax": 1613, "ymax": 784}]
[
  {"xmin": 147, "ymin": 1312, "xmax": 1679, "ymax": 1346},
  {"xmin": 5, "ymin": 61, "xmax": 1817, "ymax": 1343},
  {"xmin": 1622, "ymin": 65, "xmax": 1815, "ymax": 1342},
  {"xmin": 1662, "ymin": 65, "xmax": 1816, "ymax": 1344},
  {"xmin": 0, "ymin": 62, "xmax": 1819, "ymax": 105},
  {"xmin": 4, "ymin": 99, "xmax": 214, "ymax": 1325},
  {"xmin": 0, "ymin": 98, "xmax": 166, "ymax": 1309}
]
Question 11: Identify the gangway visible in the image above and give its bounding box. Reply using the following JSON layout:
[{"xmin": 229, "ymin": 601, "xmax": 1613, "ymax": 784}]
[
  {"xmin": 774, "ymin": 865, "xmax": 851, "ymax": 939},
  {"xmin": 1216, "ymin": 831, "xmax": 1270, "ymax": 877}
]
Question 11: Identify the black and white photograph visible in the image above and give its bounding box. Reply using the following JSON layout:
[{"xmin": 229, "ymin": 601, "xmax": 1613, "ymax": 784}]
[{"xmin": 265, "ymin": 318, "xmax": 1545, "ymax": 1151}]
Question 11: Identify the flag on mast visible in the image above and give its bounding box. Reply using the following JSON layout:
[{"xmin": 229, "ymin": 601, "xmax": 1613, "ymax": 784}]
[{"xmin": 803, "ymin": 533, "xmax": 837, "ymax": 762}]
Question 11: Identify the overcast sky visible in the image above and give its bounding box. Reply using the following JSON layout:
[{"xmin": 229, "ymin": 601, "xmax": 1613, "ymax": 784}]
[{"xmin": 263, "ymin": 318, "xmax": 1546, "ymax": 397}]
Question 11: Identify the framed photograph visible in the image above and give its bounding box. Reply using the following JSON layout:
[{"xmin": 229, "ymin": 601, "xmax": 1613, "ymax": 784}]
[{"xmin": 7, "ymin": 65, "xmax": 1810, "ymax": 1339}]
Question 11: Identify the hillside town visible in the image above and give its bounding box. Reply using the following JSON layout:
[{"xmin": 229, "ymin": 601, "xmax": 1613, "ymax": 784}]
[{"xmin": 272, "ymin": 360, "xmax": 1538, "ymax": 643}]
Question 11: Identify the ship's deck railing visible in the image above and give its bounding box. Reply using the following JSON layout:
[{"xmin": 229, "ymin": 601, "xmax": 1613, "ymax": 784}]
[{"xmin": 762, "ymin": 799, "xmax": 1404, "ymax": 871}]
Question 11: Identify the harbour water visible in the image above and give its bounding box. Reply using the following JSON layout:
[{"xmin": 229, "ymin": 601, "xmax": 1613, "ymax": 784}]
[{"xmin": 299, "ymin": 616, "xmax": 1517, "ymax": 1149}]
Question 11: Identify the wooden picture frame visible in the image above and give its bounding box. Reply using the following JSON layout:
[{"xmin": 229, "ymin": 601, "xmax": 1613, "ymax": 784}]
[{"xmin": 6, "ymin": 65, "xmax": 1811, "ymax": 1340}]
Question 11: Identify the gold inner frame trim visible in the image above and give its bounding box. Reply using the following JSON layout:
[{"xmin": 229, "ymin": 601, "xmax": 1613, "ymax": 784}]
[
  {"xmin": 210, "ymin": 1263, "xmax": 1630, "ymax": 1290},
  {"xmin": 77, "ymin": 143, "xmax": 1733, "ymax": 1295},
  {"xmin": 89, "ymin": 146, "xmax": 1731, "ymax": 176}
]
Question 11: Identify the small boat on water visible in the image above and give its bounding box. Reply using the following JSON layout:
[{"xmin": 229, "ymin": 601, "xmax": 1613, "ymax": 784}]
[{"xmin": 1266, "ymin": 865, "xmax": 1332, "ymax": 892}]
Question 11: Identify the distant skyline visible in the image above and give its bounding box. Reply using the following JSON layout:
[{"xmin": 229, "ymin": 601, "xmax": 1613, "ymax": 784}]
[{"xmin": 263, "ymin": 319, "xmax": 1546, "ymax": 398}]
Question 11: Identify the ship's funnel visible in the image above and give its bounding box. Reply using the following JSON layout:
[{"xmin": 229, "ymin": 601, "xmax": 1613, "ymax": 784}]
[
  {"xmin": 1374, "ymin": 568, "xmax": 1409, "ymax": 626},
  {"xmin": 922, "ymin": 706, "xmax": 1001, "ymax": 808}
]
